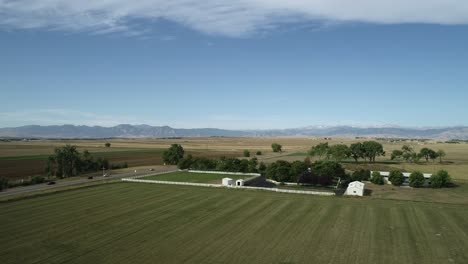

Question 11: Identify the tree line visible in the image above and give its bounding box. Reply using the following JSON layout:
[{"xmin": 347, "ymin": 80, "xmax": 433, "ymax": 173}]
[
  {"xmin": 164, "ymin": 144, "xmax": 265, "ymax": 173},
  {"xmin": 178, "ymin": 155, "xmax": 263, "ymax": 174},
  {"xmin": 391, "ymin": 145, "xmax": 446, "ymax": 163},
  {"xmin": 308, "ymin": 141, "xmax": 385, "ymax": 163},
  {"xmin": 267, "ymin": 159, "xmax": 346, "ymax": 186},
  {"xmin": 370, "ymin": 170, "xmax": 451, "ymax": 188},
  {"xmin": 45, "ymin": 145, "xmax": 127, "ymax": 178}
]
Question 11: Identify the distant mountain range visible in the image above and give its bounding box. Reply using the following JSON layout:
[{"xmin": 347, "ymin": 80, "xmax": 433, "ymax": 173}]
[{"xmin": 1, "ymin": 124, "xmax": 468, "ymax": 139}]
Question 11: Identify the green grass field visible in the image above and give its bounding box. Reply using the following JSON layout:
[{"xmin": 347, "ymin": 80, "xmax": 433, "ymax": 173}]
[
  {"xmin": 143, "ymin": 171, "xmax": 249, "ymax": 183},
  {"xmin": 1, "ymin": 183, "xmax": 467, "ymax": 264}
]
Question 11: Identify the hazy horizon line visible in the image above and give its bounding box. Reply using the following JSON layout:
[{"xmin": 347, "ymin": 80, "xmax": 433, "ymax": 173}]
[{"xmin": 1, "ymin": 123, "xmax": 467, "ymax": 131}]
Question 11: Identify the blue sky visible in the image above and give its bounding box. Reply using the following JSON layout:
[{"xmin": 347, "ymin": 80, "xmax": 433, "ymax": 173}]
[{"xmin": 1, "ymin": 1, "xmax": 468, "ymax": 129}]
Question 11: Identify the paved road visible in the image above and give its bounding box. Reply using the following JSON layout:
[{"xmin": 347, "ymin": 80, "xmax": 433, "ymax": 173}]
[{"xmin": 0, "ymin": 166, "xmax": 177, "ymax": 199}]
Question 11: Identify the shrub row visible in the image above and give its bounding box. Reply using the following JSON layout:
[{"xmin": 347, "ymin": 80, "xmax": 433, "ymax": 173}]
[
  {"xmin": 178, "ymin": 155, "xmax": 264, "ymax": 174},
  {"xmin": 369, "ymin": 170, "xmax": 451, "ymax": 188}
]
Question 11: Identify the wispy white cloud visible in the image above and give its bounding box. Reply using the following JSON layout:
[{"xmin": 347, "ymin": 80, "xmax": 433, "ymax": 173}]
[{"xmin": 1, "ymin": 1, "xmax": 467, "ymax": 37}]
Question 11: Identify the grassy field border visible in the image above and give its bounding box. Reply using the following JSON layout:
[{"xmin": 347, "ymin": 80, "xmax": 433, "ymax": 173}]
[{"xmin": 0, "ymin": 180, "xmax": 120, "ymax": 203}]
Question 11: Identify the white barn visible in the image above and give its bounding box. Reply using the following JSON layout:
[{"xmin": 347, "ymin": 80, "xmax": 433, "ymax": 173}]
[
  {"xmin": 222, "ymin": 178, "xmax": 233, "ymax": 186},
  {"xmin": 345, "ymin": 181, "xmax": 365, "ymax": 196}
]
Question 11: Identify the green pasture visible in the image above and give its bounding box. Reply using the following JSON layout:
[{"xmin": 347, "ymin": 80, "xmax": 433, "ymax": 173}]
[{"xmin": 1, "ymin": 183, "xmax": 467, "ymax": 264}]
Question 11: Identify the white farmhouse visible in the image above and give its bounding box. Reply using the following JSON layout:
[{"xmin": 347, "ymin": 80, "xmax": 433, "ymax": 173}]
[
  {"xmin": 222, "ymin": 178, "xmax": 233, "ymax": 186},
  {"xmin": 345, "ymin": 181, "xmax": 365, "ymax": 196}
]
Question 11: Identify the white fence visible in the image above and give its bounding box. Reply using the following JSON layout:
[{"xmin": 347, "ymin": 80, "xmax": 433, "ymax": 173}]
[
  {"xmin": 187, "ymin": 170, "xmax": 262, "ymax": 184},
  {"xmin": 122, "ymin": 178, "xmax": 334, "ymax": 196},
  {"xmin": 122, "ymin": 178, "xmax": 222, "ymax": 188},
  {"xmin": 124, "ymin": 170, "xmax": 178, "ymax": 180},
  {"xmin": 188, "ymin": 170, "xmax": 261, "ymax": 176}
]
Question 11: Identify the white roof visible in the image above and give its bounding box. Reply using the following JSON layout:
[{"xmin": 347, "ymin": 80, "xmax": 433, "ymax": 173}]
[
  {"xmin": 348, "ymin": 181, "xmax": 364, "ymax": 188},
  {"xmin": 223, "ymin": 177, "xmax": 233, "ymax": 180}
]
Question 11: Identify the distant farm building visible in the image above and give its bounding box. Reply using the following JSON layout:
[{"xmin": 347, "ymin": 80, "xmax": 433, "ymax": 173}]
[
  {"xmin": 372, "ymin": 171, "xmax": 432, "ymax": 186},
  {"xmin": 345, "ymin": 181, "xmax": 365, "ymax": 196},
  {"xmin": 235, "ymin": 179, "xmax": 244, "ymax": 186},
  {"xmin": 222, "ymin": 178, "xmax": 233, "ymax": 186}
]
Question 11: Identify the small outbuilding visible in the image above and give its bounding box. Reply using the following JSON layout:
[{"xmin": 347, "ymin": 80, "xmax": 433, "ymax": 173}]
[
  {"xmin": 222, "ymin": 177, "xmax": 233, "ymax": 186},
  {"xmin": 235, "ymin": 179, "xmax": 244, "ymax": 186},
  {"xmin": 345, "ymin": 181, "xmax": 365, "ymax": 197}
]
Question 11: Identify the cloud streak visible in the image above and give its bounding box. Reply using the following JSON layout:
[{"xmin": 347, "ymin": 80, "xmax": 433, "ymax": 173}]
[{"xmin": 1, "ymin": 1, "xmax": 468, "ymax": 37}]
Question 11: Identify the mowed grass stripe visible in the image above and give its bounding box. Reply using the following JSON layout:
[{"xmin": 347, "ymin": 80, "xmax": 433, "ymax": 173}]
[
  {"xmin": 34, "ymin": 188, "xmax": 231, "ymax": 264},
  {"xmin": 1, "ymin": 183, "xmax": 467, "ymax": 264},
  {"xmin": 190, "ymin": 200, "xmax": 294, "ymax": 263},
  {"xmin": 62, "ymin": 190, "xmax": 265, "ymax": 264},
  {"xmin": 0, "ymin": 185, "xmax": 203, "ymax": 262},
  {"xmin": 62, "ymin": 189, "xmax": 262, "ymax": 264},
  {"xmin": 115, "ymin": 196, "xmax": 260, "ymax": 263}
]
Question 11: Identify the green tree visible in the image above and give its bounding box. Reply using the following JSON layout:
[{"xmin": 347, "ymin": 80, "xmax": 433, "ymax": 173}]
[
  {"xmin": 256, "ymin": 151, "xmax": 262, "ymax": 156},
  {"xmin": 351, "ymin": 169, "xmax": 371, "ymax": 181},
  {"xmin": 308, "ymin": 143, "xmax": 329, "ymax": 160},
  {"xmin": 328, "ymin": 144, "xmax": 351, "ymax": 162},
  {"xmin": 362, "ymin": 141, "xmax": 385, "ymax": 162},
  {"xmin": 266, "ymin": 160, "xmax": 292, "ymax": 182},
  {"xmin": 243, "ymin": 150, "xmax": 250, "ymax": 157},
  {"xmin": 162, "ymin": 144, "xmax": 185, "ymax": 165},
  {"xmin": 271, "ymin": 143, "xmax": 283, "ymax": 153},
  {"xmin": 45, "ymin": 145, "xmax": 110, "ymax": 179},
  {"xmin": 349, "ymin": 142, "xmax": 364, "ymax": 163},
  {"xmin": 391, "ymin": 150, "xmax": 404, "ymax": 160},
  {"xmin": 0, "ymin": 177, "xmax": 9, "ymax": 191},
  {"xmin": 409, "ymin": 171, "xmax": 425, "ymax": 188},
  {"xmin": 420, "ymin": 148, "xmax": 437, "ymax": 162},
  {"xmin": 412, "ymin": 152, "xmax": 422, "ymax": 163},
  {"xmin": 401, "ymin": 145, "xmax": 417, "ymax": 162},
  {"xmin": 401, "ymin": 145, "xmax": 415, "ymax": 163},
  {"xmin": 258, "ymin": 162, "xmax": 267, "ymax": 174},
  {"xmin": 370, "ymin": 171, "xmax": 384, "ymax": 185},
  {"xmin": 105, "ymin": 142, "xmax": 111, "ymax": 148},
  {"xmin": 429, "ymin": 150, "xmax": 439, "ymax": 163},
  {"xmin": 402, "ymin": 145, "xmax": 413, "ymax": 154},
  {"xmin": 248, "ymin": 158, "xmax": 258, "ymax": 173},
  {"xmin": 177, "ymin": 154, "xmax": 194, "ymax": 170},
  {"xmin": 290, "ymin": 161, "xmax": 307, "ymax": 177},
  {"xmin": 239, "ymin": 159, "xmax": 249, "ymax": 173},
  {"xmin": 311, "ymin": 160, "xmax": 346, "ymax": 186},
  {"xmin": 430, "ymin": 170, "xmax": 451, "ymax": 188},
  {"xmin": 45, "ymin": 145, "xmax": 82, "ymax": 178},
  {"xmin": 437, "ymin": 149, "xmax": 446, "ymax": 163},
  {"xmin": 45, "ymin": 156, "xmax": 57, "ymax": 178},
  {"xmin": 388, "ymin": 170, "xmax": 404, "ymax": 186}
]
